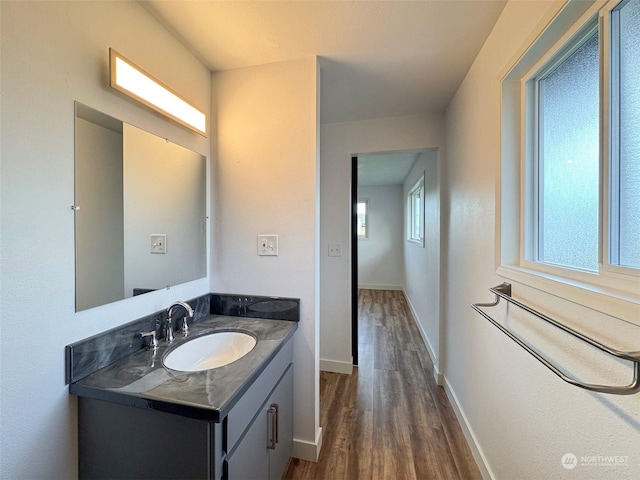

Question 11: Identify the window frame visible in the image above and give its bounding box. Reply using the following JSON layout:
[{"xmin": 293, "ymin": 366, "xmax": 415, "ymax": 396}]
[
  {"xmin": 498, "ymin": 0, "xmax": 639, "ymax": 325},
  {"xmin": 604, "ymin": 0, "xmax": 640, "ymax": 277},
  {"xmin": 407, "ymin": 174, "xmax": 425, "ymax": 247},
  {"xmin": 356, "ymin": 198, "xmax": 369, "ymax": 240}
]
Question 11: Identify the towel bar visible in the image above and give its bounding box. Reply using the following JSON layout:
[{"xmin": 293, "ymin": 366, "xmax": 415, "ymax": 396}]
[{"xmin": 472, "ymin": 283, "xmax": 640, "ymax": 395}]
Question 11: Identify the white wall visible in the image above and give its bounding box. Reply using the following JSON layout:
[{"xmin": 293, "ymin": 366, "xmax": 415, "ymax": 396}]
[
  {"xmin": 443, "ymin": 1, "xmax": 640, "ymax": 478},
  {"xmin": 0, "ymin": 2, "xmax": 211, "ymax": 478},
  {"xmin": 320, "ymin": 114, "xmax": 444, "ymax": 371},
  {"xmin": 357, "ymin": 185, "xmax": 404, "ymax": 289},
  {"xmin": 210, "ymin": 57, "xmax": 321, "ymax": 461},
  {"xmin": 402, "ymin": 150, "xmax": 441, "ymax": 375}
]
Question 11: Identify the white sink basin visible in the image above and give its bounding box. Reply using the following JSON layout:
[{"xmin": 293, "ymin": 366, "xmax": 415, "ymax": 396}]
[{"xmin": 162, "ymin": 331, "xmax": 256, "ymax": 372}]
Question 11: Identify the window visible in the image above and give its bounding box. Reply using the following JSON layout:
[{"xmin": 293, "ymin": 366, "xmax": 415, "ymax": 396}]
[
  {"xmin": 534, "ymin": 28, "xmax": 600, "ymax": 271},
  {"xmin": 407, "ymin": 175, "xmax": 424, "ymax": 245},
  {"xmin": 610, "ymin": 0, "xmax": 640, "ymax": 269},
  {"xmin": 499, "ymin": 0, "xmax": 639, "ymax": 319},
  {"xmin": 357, "ymin": 199, "xmax": 368, "ymax": 239}
]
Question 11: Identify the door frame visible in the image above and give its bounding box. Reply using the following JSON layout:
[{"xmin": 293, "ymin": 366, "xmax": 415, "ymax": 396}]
[{"xmin": 351, "ymin": 156, "xmax": 359, "ymax": 366}]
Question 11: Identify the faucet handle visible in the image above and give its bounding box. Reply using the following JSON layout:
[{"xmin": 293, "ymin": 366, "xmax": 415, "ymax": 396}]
[
  {"xmin": 140, "ymin": 330, "xmax": 158, "ymax": 350},
  {"xmin": 165, "ymin": 315, "xmax": 175, "ymax": 343},
  {"xmin": 181, "ymin": 316, "xmax": 189, "ymax": 335}
]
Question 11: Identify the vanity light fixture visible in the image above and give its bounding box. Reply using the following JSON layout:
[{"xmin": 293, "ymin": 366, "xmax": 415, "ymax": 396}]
[{"xmin": 109, "ymin": 48, "xmax": 207, "ymax": 136}]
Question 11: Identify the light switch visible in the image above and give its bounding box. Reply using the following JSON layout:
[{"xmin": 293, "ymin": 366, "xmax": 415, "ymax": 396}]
[
  {"xmin": 258, "ymin": 235, "xmax": 278, "ymax": 256},
  {"xmin": 328, "ymin": 243, "xmax": 342, "ymax": 257},
  {"xmin": 150, "ymin": 234, "xmax": 167, "ymax": 254}
]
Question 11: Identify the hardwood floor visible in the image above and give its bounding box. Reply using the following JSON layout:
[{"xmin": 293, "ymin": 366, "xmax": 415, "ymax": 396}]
[{"xmin": 284, "ymin": 289, "xmax": 482, "ymax": 480}]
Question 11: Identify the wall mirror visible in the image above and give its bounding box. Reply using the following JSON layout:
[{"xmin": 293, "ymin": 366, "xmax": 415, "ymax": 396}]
[{"xmin": 74, "ymin": 102, "xmax": 207, "ymax": 311}]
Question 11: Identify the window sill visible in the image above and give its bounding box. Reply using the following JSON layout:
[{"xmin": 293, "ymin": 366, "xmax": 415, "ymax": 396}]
[{"xmin": 496, "ymin": 264, "xmax": 640, "ymax": 326}]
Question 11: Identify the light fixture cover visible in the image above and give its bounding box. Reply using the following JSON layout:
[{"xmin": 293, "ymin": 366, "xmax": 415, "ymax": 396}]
[{"xmin": 109, "ymin": 48, "xmax": 207, "ymax": 136}]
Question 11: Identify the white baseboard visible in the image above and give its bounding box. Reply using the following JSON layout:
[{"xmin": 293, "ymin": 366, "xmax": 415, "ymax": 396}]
[
  {"xmin": 319, "ymin": 359, "xmax": 353, "ymax": 375},
  {"xmin": 292, "ymin": 427, "xmax": 323, "ymax": 462},
  {"xmin": 358, "ymin": 284, "xmax": 403, "ymax": 291},
  {"xmin": 443, "ymin": 377, "xmax": 493, "ymax": 480},
  {"xmin": 401, "ymin": 289, "xmax": 443, "ymax": 385},
  {"xmin": 434, "ymin": 369, "xmax": 444, "ymax": 386}
]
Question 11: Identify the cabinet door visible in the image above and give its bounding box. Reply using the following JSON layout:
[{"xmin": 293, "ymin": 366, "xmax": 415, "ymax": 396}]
[
  {"xmin": 225, "ymin": 364, "xmax": 293, "ymax": 480},
  {"xmin": 269, "ymin": 364, "xmax": 293, "ymax": 480},
  {"xmin": 225, "ymin": 407, "xmax": 270, "ymax": 480}
]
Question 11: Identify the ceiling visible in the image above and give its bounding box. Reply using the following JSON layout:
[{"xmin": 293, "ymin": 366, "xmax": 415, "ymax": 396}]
[
  {"xmin": 357, "ymin": 151, "xmax": 423, "ymax": 187},
  {"xmin": 142, "ymin": 0, "xmax": 507, "ymax": 124}
]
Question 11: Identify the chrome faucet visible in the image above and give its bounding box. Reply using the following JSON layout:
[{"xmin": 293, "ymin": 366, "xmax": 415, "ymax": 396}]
[{"xmin": 165, "ymin": 301, "xmax": 195, "ymax": 342}]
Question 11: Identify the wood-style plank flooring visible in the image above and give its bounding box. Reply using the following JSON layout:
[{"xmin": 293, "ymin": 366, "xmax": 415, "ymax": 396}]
[{"xmin": 284, "ymin": 289, "xmax": 482, "ymax": 480}]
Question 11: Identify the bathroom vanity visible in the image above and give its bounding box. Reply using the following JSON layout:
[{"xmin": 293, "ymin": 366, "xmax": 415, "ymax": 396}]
[{"xmin": 67, "ymin": 295, "xmax": 298, "ymax": 480}]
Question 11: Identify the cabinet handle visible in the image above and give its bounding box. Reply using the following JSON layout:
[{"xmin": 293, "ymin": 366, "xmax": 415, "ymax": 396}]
[
  {"xmin": 268, "ymin": 404, "xmax": 278, "ymax": 450},
  {"xmin": 273, "ymin": 403, "xmax": 279, "ymax": 445}
]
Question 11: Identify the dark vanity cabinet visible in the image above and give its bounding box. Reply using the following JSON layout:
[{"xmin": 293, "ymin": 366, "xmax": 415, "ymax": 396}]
[
  {"xmin": 77, "ymin": 336, "xmax": 294, "ymax": 480},
  {"xmin": 79, "ymin": 397, "xmax": 220, "ymax": 479}
]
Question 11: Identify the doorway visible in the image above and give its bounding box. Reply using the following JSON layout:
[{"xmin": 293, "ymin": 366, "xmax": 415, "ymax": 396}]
[{"xmin": 351, "ymin": 149, "xmax": 438, "ymax": 369}]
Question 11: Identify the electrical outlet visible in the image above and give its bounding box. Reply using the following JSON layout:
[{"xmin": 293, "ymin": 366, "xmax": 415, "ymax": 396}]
[
  {"xmin": 150, "ymin": 234, "xmax": 167, "ymax": 254},
  {"xmin": 258, "ymin": 235, "xmax": 278, "ymax": 256}
]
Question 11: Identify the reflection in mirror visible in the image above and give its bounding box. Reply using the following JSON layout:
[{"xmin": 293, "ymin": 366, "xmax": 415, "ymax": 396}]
[{"xmin": 74, "ymin": 103, "xmax": 207, "ymax": 311}]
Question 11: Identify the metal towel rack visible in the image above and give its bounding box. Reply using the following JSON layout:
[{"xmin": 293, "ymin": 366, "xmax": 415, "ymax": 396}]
[{"xmin": 472, "ymin": 283, "xmax": 640, "ymax": 395}]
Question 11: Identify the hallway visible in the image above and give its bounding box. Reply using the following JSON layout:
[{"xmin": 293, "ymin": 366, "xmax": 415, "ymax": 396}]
[{"xmin": 285, "ymin": 289, "xmax": 482, "ymax": 479}]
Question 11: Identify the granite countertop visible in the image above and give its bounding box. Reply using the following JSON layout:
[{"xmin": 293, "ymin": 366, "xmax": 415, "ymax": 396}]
[{"xmin": 69, "ymin": 315, "xmax": 297, "ymax": 422}]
